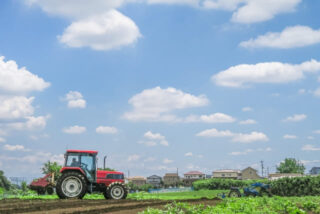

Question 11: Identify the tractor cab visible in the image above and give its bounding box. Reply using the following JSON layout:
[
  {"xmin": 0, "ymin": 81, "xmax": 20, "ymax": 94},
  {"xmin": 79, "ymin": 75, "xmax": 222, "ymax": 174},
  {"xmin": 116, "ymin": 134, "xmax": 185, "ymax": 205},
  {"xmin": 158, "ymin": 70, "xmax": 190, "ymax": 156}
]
[{"xmin": 62, "ymin": 150, "xmax": 98, "ymax": 182}]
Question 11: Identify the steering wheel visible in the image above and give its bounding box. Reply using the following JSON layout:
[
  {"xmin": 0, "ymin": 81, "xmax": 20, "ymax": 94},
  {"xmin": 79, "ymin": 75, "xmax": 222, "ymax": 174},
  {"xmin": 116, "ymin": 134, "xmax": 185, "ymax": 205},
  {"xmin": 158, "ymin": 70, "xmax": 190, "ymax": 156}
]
[{"xmin": 80, "ymin": 162, "xmax": 88, "ymax": 170}]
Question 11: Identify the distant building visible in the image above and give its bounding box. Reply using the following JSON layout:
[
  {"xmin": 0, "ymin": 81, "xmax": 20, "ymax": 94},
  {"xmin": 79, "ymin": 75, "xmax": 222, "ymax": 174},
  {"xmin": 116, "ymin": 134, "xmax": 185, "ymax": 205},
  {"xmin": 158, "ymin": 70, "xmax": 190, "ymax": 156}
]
[
  {"xmin": 183, "ymin": 171, "xmax": 205, "ymax": 186},
  {"xmin": 128, "ymin": 176, "xmax": 146, "ymax": 186},
  {"xmin": 163, "ymin": 173, "xmax": 180, "ymax": 187},
  {"xmin": 310, "ymin": 167, "xmax": 320, "ymax": 175},
  {"xmin": 206, "ymin": 174, "xmax": 212, "ymax": 179},
  {"xmin": 146, "ymin": 175, "xmax": 162, "ymax": 188},
  {"xmin": 241, "ymin": 167, "xmax": 261, "ymax": 180},
  {"xmin": 212, "ymin": 170, "xmax": 241, "ymax": 179},
  {"xmin": 268, "ymin": 173, "xmax": 303, "ymax": 181}
]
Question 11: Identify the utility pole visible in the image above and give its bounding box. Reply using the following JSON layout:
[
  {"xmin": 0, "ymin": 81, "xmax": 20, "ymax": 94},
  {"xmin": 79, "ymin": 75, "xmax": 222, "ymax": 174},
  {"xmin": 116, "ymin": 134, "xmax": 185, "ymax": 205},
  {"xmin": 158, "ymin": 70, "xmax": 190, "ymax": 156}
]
[{"xmin": 260, "ymin": 161, "xmax": 264, "ymax": 177}]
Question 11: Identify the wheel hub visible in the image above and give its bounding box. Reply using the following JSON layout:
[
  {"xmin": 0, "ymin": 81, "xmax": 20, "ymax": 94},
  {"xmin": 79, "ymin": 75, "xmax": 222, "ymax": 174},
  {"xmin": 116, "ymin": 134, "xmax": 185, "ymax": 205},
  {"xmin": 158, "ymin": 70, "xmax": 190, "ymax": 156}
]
[
  {"xmin": 111, "ymin": 186, "xmax": 124, "ymax": 199},
  {"xmin": 62, "ymin": 176, "xmax": 82, "ymax": 198}
]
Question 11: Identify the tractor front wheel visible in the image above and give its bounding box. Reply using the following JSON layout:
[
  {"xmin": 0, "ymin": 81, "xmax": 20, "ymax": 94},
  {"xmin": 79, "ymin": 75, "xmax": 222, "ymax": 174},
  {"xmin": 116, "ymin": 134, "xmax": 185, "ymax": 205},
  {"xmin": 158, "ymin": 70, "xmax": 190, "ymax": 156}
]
[
  {"xmin": 56, "ymin": 171, "xmax": 87, "ymax": 199},
  {"xmin": 106, "ymin": 183, "xmax": 128, "ymax": 200}
]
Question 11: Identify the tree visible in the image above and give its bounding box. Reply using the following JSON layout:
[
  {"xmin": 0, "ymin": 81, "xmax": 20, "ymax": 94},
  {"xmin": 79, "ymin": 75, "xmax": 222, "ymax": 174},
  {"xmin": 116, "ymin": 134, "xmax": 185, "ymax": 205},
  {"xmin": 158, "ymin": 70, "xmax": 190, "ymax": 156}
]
[
  {"xmin": 21, "ymin": 181, "xmax": 28, "ymax": 192},
  {"xmin": 0, "ymin": 170, "xmax": 11, "ymax": 190},
  {"xmin": 98, "ymin": 168, "xmax": 116, "ymax": 171},
  {"xmin": 41, "ymin": 161, "xmax": 62, "ymax": 179},
  {"xmin": 277, "ymin": 158, "xmax": 305, "ymax": 174}
]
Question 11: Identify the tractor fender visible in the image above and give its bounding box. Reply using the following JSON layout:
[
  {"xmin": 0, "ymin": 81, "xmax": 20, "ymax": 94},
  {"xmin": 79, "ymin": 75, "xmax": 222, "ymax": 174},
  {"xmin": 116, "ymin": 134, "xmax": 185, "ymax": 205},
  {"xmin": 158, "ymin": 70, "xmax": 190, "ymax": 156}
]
[{"xmin": 60, "ymin": 167, "xmax": 86, "ymax": 176}]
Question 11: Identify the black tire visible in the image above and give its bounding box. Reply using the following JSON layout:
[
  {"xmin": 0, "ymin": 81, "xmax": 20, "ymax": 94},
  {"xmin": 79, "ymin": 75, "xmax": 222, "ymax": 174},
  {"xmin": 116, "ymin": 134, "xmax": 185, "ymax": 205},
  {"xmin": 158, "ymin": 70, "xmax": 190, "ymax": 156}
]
[
  {"xmin": 46, "ymin": 186, "xmax": 54, "ymax": 195},
  {"xmin": 106, "ymin": 182, "xmax": 128, "ymax": 200},
  {"xmin": 37, "ymin": 188, "xmax": 45, "ymax": 195},
  {"xmin": 103, "ymin": 190, "xmax": 110, "ymax": 199},
  {"xmin": 228, "ymin": 189, "xmax": 241, "ymax": 198},
  {"xmin": 56, "ymin": 171, "xmax": 87, "ymax": 199}
]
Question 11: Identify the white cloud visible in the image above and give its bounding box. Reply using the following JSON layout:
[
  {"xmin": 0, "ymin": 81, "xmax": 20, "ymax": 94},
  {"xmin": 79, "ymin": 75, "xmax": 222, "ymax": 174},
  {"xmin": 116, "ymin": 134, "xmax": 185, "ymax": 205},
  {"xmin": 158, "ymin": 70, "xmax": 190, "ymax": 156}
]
[
  {"xmin": 0, "ymin": 137, "xmax": 6, "ymax": 143},
  {"xmin": 3, "ymin": 144, "xmax": 30, "ymax": 152},
  {"xmin": 283, "ymin": 134, "xmax": 297, "ymax": 139},
  {"xmin": 186, "ymin": 113, "xmax": 236, "ymax": 123},
  {"xmin": 144, "ymin": 131, "xmax": 165, "ymax": 140},
  {"xmin": 63, "ymin": 125, "xmax": 86, "ymax": 134},
  {"xmin": 185, "ymin": 152, "xmax": 193, "ymax": 157},
  {"xmin": 282, "ymin": 114, "xmax": 307, "ymax": 122},
  {"xmin": 298, "ymin": 89, "xmax": 306, "ymax": 94},
  {"xmin": 212, "ymin": 59, "xmax": 320, "ymax": 88},
  {"xmin": 242, "ymin": 107, "xmax": 253, "ymax": 112},
  {"xmin": 128, "ymin": 154, "xmax": 140, "ymax": 162},
  {"xmin": 0, "ymin": 96, "xmax": 34, "ymax": 120},
  {"xmin": 307, "ymin": 136, "xmax": 314, "ymax": 140},
  {"xmin": 232, "ymin": 132, "xmax": 268, "ymax": 143},
  {"xmin": 314, "ymin": 130, "xmax": 320, "ymax": 134},
  {"xmin": 58, "ymin": 10, "xmax": 141, "ymax": 51},
  {"xmin": 0, "ymin": 56, "xmax": 50, "ymax": 94},
  {"xmin": 302, "ymin": 144, "xmax": 320, "ymax": 151},
  {"xmin": 240, "ymin": 26, "xmax": 320, "ymax": 49},
  {"xmin": 138, "ymin": 141, "xmax": 157, "ymax": 147},
  {"xmin": 64, "ymin": 91, "xmax": 86, "ymax": 108},
  {"xmin": 301, "ymin": 160, "xmax": 320, "ymax": 165},
  {"xmin": 239, "ymin": 119, "xmax": 256, "ymax": 125},
  {"xmin": 196, "ymin": 128, "xmax": 268, "ymax": 143},
  {"xmin": 144, "ymin": 157, "xmax": 156, "ymax": 162},
  {"xmin": 123, "ymin": 87, "xmax": 208, "ymax": 122},
  {"xmin": 163, "ymin": 158, "xmax": 173, "ymax": 164},
  {"xmin": 147, "ymin": 0, "xmax": 199, "ymax": 6},
  {"xmin": 202, "ymin": 0, "xmax": 243, "ymax": 10},
  {"xmin": 231, "ymin": 0, "xmax": 301, "ymax": 24},
  {"xmin": 8, "ymin": 115, "xmax": 50, "ymax": 130},
  {"xmin": 229, "ymin": 147, "xmax": 271, "ymax": 156},
  {"xmin": 96, "ymin": 126, "xmax": 118, "ymax": 134},
  {"xmin": 139, "ymin": 131, "xmax": 169, "ymax": 147}
]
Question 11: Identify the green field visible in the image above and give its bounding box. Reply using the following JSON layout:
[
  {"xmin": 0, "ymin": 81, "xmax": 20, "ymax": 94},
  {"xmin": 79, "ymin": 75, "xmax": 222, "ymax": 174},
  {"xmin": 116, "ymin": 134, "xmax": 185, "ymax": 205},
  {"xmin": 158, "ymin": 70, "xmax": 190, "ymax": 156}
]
[{"xmin": 141, "ymin": 196, "xmax": 320, "ymax": 214}]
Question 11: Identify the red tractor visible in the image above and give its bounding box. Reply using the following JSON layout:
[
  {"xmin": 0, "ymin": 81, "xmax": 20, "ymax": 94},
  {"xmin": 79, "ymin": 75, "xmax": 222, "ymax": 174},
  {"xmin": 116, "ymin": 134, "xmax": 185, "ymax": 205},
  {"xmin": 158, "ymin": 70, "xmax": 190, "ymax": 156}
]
[{"xmin": 56, "ymin": 150, "xmax": 128, "ymax": 200}]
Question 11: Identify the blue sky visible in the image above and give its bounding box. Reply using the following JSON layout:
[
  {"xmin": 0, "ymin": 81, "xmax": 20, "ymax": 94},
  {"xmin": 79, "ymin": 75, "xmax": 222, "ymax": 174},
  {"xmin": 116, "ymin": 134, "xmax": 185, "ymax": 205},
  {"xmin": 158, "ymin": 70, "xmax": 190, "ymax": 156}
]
[{"xmin": 0, "ymin": 0, "xmax": 320, "ymax": 179}]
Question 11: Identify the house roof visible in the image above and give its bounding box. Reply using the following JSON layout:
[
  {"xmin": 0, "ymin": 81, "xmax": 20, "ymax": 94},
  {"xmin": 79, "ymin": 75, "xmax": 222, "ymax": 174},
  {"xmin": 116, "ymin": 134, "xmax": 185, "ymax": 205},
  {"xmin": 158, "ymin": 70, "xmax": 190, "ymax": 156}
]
[
  {"xmin": 147, "ymin": 175, "xmax": 162, "ymax": 179},
  {"xmin": 242, "ymin": 167, "xmax": 258, "ymax": 172},
  {"xmin": 184, "ymin": 171, "xmax": 204, "ymax": 175}
]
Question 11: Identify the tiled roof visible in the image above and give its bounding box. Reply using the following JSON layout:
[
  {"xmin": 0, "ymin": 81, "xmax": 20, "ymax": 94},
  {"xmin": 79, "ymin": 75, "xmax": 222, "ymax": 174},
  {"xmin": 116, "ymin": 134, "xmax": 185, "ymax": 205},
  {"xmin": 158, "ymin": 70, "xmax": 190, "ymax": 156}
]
[
  {"xmin": 213, "ymin": 169, "xmax": 241, "ymax": 173},
  {"xmin": 184, "ymin": 171, "xmax": 204, "ymax": 175}
]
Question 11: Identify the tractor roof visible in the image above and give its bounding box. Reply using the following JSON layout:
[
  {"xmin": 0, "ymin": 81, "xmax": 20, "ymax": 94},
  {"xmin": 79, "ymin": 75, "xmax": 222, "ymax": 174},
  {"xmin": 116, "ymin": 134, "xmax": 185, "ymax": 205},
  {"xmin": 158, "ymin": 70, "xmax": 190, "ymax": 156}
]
[{"xmin": 66, "ymin": 150, "xmax": 98, "ymax": 154}]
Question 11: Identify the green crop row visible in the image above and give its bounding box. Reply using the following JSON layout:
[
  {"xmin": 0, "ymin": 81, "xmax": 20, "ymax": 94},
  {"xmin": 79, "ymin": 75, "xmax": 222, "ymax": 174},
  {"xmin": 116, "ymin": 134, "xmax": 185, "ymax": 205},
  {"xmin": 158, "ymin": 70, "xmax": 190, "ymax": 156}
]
[
  {"xmin": 193, "ymin": 176, "xmax": 320, "ymax": 197},
  {"xmin": 141, "ymin": 196, "xmax": 320, "ymax": 214}
]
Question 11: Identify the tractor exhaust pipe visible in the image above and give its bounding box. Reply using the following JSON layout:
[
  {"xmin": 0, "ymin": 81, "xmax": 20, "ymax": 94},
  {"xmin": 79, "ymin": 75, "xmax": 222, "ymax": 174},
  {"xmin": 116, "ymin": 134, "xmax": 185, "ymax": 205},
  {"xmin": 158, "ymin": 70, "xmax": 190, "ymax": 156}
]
[{"xmin": 103, "ymin": 155, "xmax": 107, "ymax": 169}]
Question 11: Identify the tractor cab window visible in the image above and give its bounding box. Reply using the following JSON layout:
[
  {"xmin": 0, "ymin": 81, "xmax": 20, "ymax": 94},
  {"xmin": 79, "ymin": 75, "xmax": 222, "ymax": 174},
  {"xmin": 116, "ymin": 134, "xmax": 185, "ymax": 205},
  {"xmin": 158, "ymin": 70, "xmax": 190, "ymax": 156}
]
[{"xmin": 65, "ymin": 153, "xmax": 96, "ymax": 182}]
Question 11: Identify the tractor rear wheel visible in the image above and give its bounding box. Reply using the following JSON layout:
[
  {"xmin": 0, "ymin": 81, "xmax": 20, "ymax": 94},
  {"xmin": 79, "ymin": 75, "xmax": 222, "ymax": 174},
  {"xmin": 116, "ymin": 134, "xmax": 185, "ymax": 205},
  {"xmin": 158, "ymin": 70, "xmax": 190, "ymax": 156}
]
[
  {"xmin": 106, "ymin": 182, "xmax": 128, "ymax": 200},
  {"xmin": 56, "ymin": 171, "xmax": 87, "ymax": 199},
  {"xmin": 228, "ymin": 189, "xmax": 241, "ymax": 197}
]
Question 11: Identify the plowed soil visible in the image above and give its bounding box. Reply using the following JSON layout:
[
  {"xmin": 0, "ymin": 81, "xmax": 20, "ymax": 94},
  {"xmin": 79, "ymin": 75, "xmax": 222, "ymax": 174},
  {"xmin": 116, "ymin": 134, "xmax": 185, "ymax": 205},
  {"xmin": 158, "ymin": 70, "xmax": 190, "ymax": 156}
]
[{"xmin": 0, "ymin": 198, "xmax": 221, "ymax": 214}]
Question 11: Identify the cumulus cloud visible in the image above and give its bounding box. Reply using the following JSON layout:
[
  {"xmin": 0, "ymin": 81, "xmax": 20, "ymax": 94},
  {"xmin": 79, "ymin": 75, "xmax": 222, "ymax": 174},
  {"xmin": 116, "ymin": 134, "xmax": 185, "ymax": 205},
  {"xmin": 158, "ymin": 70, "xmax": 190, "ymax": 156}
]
[
  {"xmin": 123, "ymin": 87, "xmax": 209, "ymax": 122},
  {"xmin": 242, "ymin": 107, "xmax": 253, "ymax": 112},
  {"xmin": 58, "ymin": 10, "xmax": 141, "ymax": 51},
  {"xmin": 202, "ymin": 0, "xmax": 242, "ymax": 10},
  {"xmin": 0, "ymin": 137, "xmax": 6, "ymax": 143},
  {"xmin": 302, "ymin": 144, "xmax": 320, "ymax": 151},
  {"xmin": 139, "ymin": 131, "xmax": 169, "ymax": 147},
  {"xmin": 64, "ymin": 91, "xmax": 86, "ymax": 108},
  {"xmin": 63, "ymin": 125, "xmax": 86, "ymax": 134},
  {"xmin": 212, "ymin": 59, "xmax": 320, "ymax": 88},
  {"xmin": 313, "ymin": 88, "xmax": 320, "ymax": 97},
  {"xmin": 239, "ymin": 119, "xmax": 256, "ymax": 125},
  {"xmin": 283, "ymin": 134, "xmax": 297, "ymax": 139},
  {"xmin": 231, "ymin": 0, "xmax": 301, "ymax": 24},
  {"xmin": 314, "ymin": 130, "xmax": 320, "ymax": 134},
  {"xmin": 128, "ymin": 154, "xmax": 140, "ymax": 162},
  {"xmin": 185, "ymin": 113, "xmax": 236, "ymax": 123},
  {"xmin": 229, "ymin": 147, "xmax": 271, "ymax": 156},
  {"xmin": 0, "ymin": 56, "xmax": 50, "ymax": 94},
  {"xmin": 8, "ymin": 115, "xmax": 50, "ymax": 131},
  {"xmin": 185, "ymin": 152, "xmax": 193, "ymax": 157},
  {"xmin": 0, "ymin": 96, "xmax": 34, "ymax": 120},
  {"xmin": 240, "ymin": 26, "xmax": 320, "ymax": 49},
  {"xmin": 196, "ymin": 128, "xmax": 268, "ymax": 143},
  {"xmin": 282, "ymin": 114, "xmax": 307, "ymax": 122},
  {"xmin": 3, "ymin": 144, "xmax": 30, "ymax": 152},
  {"xmin": 163, "ymin": 158, "xmax": 173, "ymax": 164},
  {"xmin": 96, "ymin": 126, "xmax": 118, "ymax": 134}
]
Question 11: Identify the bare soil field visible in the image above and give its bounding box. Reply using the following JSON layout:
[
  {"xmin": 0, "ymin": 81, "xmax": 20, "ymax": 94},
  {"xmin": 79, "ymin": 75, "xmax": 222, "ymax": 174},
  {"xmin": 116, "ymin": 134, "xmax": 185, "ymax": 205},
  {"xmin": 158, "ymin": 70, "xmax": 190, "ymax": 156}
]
[{"xmin": 0, "ymin": 198, "xmax": 221, "ymax": 214}]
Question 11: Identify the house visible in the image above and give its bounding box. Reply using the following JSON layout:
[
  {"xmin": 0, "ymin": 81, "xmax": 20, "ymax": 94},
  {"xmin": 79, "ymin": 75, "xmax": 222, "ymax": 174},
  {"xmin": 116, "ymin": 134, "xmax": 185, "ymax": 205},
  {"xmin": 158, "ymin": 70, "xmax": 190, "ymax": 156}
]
[
  {"xmin": 268, "ymin": 173, "xmax": 303, "ymax": 181},
  {"xmin": 128, "ymin": 176, "xmax": 146, "ymax": 186},
  {"xmin": 241, "ymin": 167, "xmax": 261, "ymax": 180},
  {"xmin": 146, "ymin": 175, "xmax": 162, "ymax": 188},
  {"xmin": 212, "ymin": 170, "xmax": 241, "ymax": 179},
  {"xmin": 310, "ymin": 167, "xmax": 320, "ymax": 175},
  {"xmin": 183, "ymin": 171, "xmax": 205, "ymax": 186},
  {"xmin": 163, "ymin": 173, "xmax": 180, "ymax": 187}
]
